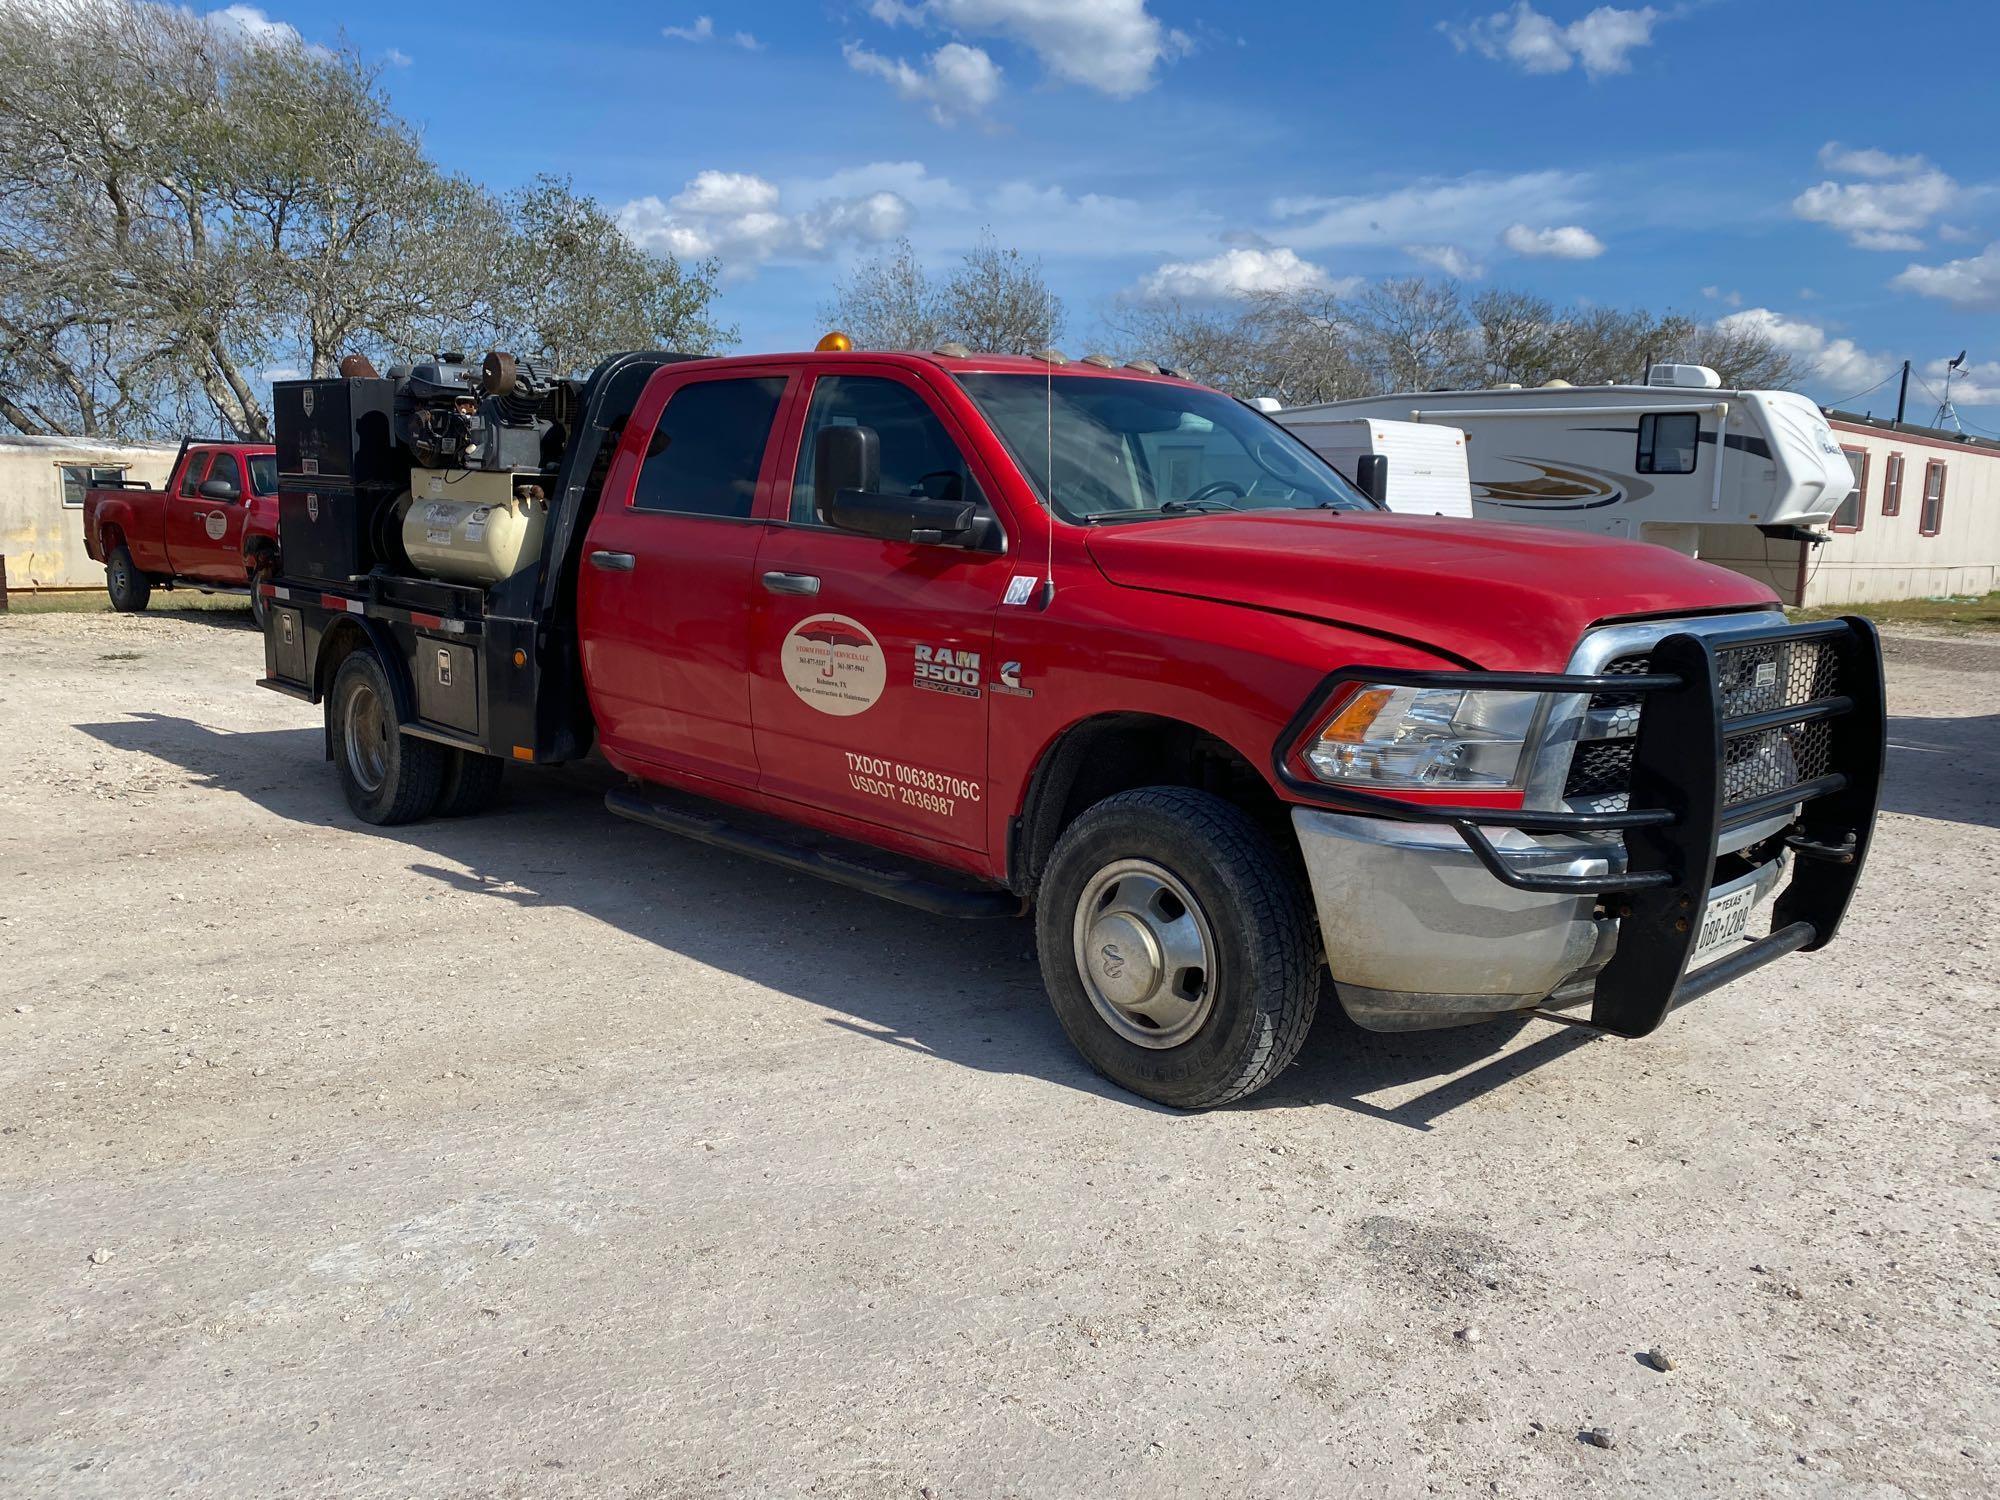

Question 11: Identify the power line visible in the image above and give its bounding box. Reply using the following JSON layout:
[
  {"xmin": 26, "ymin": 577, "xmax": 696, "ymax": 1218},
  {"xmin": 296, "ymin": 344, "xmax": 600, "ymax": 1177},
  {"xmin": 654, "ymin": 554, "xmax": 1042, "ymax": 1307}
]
[{"xmin": 1824, "ymin": 369, "xmax": 1899, "ymax": 409}]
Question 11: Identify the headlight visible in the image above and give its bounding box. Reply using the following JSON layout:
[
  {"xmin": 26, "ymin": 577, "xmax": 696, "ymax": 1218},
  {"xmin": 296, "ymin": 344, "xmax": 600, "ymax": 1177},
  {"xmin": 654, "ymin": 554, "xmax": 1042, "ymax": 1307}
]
[{"xmin": 1303, "ymin": 684, "xmax": 1546, "ymax": 790}]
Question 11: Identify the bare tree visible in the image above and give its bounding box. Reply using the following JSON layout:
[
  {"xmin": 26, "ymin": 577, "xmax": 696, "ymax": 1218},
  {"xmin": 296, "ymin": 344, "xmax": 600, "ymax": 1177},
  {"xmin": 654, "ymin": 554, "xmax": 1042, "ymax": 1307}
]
[
  {"xmin": 822, "ymin": 234, "xmax": 1065, "ymax": 354},
  {"xmin": 941, "ymin": 234, "xmax": 1064, "ymax": 354},
  {"xmin": 1344, "ymin": 278, "xmax": 1479, "ymax": 393},
  {"xmin": 819, "ymin": 240, "xmax": 950, "ymax": 352}
]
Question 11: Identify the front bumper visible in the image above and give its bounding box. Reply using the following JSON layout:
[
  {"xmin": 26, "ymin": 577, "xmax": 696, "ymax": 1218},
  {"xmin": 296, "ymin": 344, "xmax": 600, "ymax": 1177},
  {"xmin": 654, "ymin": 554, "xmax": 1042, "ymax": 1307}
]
[
  {"xmin": 1276, "ymin": 614, "xmax": 1885, "ymax": 1038},
  {"xmin": 1293, "ymin": 808, "xmax": 1785, "ymax": 1030}
]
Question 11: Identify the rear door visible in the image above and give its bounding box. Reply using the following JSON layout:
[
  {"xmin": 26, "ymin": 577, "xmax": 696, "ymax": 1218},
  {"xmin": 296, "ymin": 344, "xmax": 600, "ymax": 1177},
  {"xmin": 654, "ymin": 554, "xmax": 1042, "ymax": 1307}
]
[
  {"xmin": 578, "ymin": 366, "xmax": 794, "ymax": 790},
  {"xmin": 748, "ymin": 368, "xmax": 1017, "ymax": 853}
]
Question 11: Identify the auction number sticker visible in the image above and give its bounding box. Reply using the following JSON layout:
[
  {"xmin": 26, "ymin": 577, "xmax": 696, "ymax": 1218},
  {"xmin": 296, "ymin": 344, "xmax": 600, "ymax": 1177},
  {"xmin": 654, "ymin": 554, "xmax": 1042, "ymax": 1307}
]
[{"xmin": 782, "ymin": 613, "xmax": 885, "ymax": 716}]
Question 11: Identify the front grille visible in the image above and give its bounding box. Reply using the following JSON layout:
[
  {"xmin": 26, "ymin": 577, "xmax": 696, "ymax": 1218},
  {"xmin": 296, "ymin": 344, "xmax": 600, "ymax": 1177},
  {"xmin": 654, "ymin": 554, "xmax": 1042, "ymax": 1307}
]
[{"xmin": 1563, "ymin": 636, "xmax": 1842, "ymax": 811}]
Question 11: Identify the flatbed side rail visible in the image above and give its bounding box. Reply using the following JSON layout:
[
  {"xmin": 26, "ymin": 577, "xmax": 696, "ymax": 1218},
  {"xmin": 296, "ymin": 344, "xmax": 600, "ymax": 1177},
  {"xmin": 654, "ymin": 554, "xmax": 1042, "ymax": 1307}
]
[{"xmin": 1272, "ymin": 615, "xmax": 1886, "ymax": 1037}]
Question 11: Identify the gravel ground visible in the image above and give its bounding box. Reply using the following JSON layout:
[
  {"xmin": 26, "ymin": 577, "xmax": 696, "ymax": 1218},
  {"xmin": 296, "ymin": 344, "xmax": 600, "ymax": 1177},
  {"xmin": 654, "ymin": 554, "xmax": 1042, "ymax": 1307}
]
[{"xmin": 0, "ymin": 608, "xmax": 1994, "ymax": 1499}]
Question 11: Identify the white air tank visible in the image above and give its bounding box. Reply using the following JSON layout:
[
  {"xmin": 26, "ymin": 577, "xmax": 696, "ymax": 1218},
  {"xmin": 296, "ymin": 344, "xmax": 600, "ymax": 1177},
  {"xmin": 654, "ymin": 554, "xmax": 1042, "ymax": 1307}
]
[{"xmin": 399, "ymin": 469, "xmax": 547, "ymax": 586}]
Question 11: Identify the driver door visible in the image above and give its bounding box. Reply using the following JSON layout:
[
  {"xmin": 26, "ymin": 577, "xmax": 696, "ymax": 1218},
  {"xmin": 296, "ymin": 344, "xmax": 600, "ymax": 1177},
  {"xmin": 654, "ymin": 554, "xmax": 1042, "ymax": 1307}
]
[
  {"xmin": 181, "ymin": 450, "xmax": 248, "ymax": 581},
  {"xmin": 748, "ymin": 369, "xmax": 1016, "ymax": 854}
]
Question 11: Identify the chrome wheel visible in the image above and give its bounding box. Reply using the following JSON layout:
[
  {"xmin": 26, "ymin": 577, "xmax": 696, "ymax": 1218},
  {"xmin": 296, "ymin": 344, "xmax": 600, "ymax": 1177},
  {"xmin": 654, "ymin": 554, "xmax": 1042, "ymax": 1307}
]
[
  {"xmin": 342, "ymin": 682, "xmax": 390, "ymax": 795},
  {"xmin": 1071, "ymin": 858, "xmax": 1217, "ymax": 1049}
]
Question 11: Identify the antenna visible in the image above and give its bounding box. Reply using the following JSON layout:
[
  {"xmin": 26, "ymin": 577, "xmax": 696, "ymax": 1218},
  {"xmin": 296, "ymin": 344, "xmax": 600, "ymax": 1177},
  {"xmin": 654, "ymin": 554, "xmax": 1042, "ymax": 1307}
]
[
  {"xmin": 1041, "ymin": 355, "xmax": 1057, "ymax": 608},
  {"xmin": 1933, "ymin": 349, "xmax": 1967, "ymax": 432}
]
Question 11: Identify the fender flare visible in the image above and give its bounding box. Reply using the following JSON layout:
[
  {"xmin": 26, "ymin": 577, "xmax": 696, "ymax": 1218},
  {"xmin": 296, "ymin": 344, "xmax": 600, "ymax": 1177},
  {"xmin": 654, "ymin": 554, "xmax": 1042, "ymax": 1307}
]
[{"xmin": 313, "ymin": 616, "xmax": 416, "ymax": 759}]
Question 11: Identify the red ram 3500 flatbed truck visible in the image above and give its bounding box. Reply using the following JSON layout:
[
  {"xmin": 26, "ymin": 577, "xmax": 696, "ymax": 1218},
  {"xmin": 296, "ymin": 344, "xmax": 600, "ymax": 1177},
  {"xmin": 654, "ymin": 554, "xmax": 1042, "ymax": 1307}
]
[
  {"xmin": 82, "ymin": 439, "xmax": 281, "ymax": 622},
  {"xmin": 256, "ymin": 346, "xmax": 1884, "ymax": 1108}
]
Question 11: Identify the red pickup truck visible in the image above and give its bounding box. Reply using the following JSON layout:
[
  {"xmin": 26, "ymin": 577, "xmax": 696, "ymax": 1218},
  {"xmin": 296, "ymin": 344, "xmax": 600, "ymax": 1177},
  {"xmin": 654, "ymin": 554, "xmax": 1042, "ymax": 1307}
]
[
  {"xmin": 82, "ymin": 439, "xmax": 280, "ymax": 621},
  {"xmin": 256, "ymin": 346, "xmax": 1883, "ymax": 1108}
]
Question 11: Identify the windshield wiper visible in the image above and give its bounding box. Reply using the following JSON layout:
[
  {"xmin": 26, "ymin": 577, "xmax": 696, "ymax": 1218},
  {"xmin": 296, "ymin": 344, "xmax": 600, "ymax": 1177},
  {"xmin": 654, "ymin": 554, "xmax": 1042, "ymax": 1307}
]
[{"xmin": 1158, "ymin": 497, "xmax": 1240, "ymax": 514}]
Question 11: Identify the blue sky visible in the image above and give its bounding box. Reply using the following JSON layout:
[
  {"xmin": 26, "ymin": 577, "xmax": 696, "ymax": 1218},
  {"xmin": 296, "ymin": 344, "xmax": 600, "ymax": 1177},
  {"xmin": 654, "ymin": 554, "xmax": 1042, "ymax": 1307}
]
[{"xmin": 239, "ymin": 0, "xmax": 1997, "ymax": 430}]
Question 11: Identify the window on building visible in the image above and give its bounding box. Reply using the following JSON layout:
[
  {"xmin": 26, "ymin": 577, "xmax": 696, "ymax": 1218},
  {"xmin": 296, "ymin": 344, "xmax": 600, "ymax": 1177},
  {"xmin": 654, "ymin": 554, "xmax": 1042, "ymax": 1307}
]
[
  {"xmin": 1920, "ymin": 460, "xmax": 1946, "ymax": 537},
  {"xmin": 59, "ymin": 465, "xmax": 127, "ymax": 507},
  {"xmin": 1831, "ymin": 447, "xmax": 1868, "ymax": 532},
  {"xmin": 630, "ymin": 376, "xmax": 788, "ymax": 519},
  {"xmin": 791, "ymin": 375, "xmax": 985, "ymax": 525},
  {"xmin": 1636, "ymin": 412, "xmax": 1700, "ymax": 475},
  {"xmin": 1880, "ymin": 452, "xmax": 1903, "ymax": 516}
]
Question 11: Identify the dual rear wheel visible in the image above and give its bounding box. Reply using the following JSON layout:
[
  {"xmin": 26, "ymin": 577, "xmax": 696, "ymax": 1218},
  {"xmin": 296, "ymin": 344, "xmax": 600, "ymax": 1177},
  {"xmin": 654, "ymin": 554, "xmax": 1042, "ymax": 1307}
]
[{"xmin": 329, "ymin": 651, "xmax": 505, "ymax": 825}]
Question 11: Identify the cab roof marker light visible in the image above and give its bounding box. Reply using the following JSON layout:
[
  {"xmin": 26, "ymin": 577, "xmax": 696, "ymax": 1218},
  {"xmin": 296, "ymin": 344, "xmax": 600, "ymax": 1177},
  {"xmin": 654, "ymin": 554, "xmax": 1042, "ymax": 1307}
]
[
  {"xmin": 1080, "ymin": 352, "xmax": 1117, "ymax": 368},
  {"xmin": 1029, "ymin": 347, "xmax": 1069, "ymax": 366},
  {"xmin": 933, "ymin": 341, "xmax": 973, "ymax": 359},
  {"xmin": 1124, "ymin": 359, "xmax": 1162, "ymax": 375}
]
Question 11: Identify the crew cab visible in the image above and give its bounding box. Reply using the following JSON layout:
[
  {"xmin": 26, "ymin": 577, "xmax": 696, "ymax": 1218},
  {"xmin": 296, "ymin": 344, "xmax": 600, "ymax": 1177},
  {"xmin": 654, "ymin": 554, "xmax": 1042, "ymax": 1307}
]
[
  {"xmin": 254, "ymin": 346, "xmax": 1884, "ymax": 1108},
  {"xmin": 82, "ymin": 439, "xmax": 280, "ymax": 620}
]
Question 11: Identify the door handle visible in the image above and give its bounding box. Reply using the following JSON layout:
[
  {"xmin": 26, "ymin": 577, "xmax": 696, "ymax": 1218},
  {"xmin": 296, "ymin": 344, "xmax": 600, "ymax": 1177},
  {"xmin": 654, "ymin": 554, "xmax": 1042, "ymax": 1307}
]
[
  {"xmin": 761, "ymin": 571, "xmax": 821, "ymax": 596},
  {"xmin": 589, "ymin": 550, "xmax": 636, "ymax": 572}
]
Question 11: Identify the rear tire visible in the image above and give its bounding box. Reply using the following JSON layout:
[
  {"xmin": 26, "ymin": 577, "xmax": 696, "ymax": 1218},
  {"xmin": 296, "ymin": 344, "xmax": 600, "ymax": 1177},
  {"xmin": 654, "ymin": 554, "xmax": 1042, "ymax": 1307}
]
[
  {"xmin": 1036, "ymin": 787, "xmax": 1320, "ymax": 1109},
  {"xmin": 434, "ymin": 749, "xmax": 506, "ymax": 817},
  {"xmin": 329, "ymin": 651, "xmax": 444, "ymax": 825},
  {"xmin": 106, "ymin": 546, "xmax": 151, "ymax": 613},
  {"xmin": 247, "ymin": 555, "xmax": 274, "ymax": 629}
]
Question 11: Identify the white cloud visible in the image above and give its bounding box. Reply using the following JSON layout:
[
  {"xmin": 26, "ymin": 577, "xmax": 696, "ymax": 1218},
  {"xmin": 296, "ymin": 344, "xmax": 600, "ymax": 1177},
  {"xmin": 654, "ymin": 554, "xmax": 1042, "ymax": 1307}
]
[
  {"xmin": 872, "ymin": 0, "xmax": 1188, "ymax": 98},
  {"xmin": 1272, "ymin": 170, "xmax": 1592, "ymax": 250},
  {"xmin": 1442, "ymin": 4, "xmax": 1664, "ymax": 80},
  {"xmin": 1922, "ymin": 357, "xmax": 2000, "ymax": 407},
  {"xmin": 1405, "ymin": 244, "xmax": 1484, "ymax": 279},
  {"xmin": 1501, "ymin": 222, "xmax": 1605, "ymax": 258},
  {"xmin": 618, "ymin": 172, "xmax": 913, "ymax": 276},
  {"xmin": 844, "ymin": 41, "xmax": 1002, "ymax": 124},
  {"xmin": 663, "ymin": 16, "xmax": 761, "ymax": 50},
  {"xmin": 1137, "ymin": 247, "xmax": 1348, "ymax": 301},
  {"xmin": 1793, "ymin": 144, "xmax": 1960, "ymax": 250},
  {"xmin": 383, "ymin": 46, "xmax": 412, "ymax": 67},
  {"xmin": 1716, "ymin": 309, "xmax": 1889, "ymax": 397},
  {"xmin": 1817, "ymin": 142, "xmax": 1926, "ymax": 179},
  {"xmin": 1700, "ymin": 285, "xmax": 1742, "ymax": 307},
  {"xmin": 1892, "ymin": 241, "xmax": 2000, "ymax": 308},
  {"xmin": 205, "ymin": 4, "xmax": 302, "ymax": 47},
  {"xmin": 812, "ymin": 161, "xmax": 970, "ymax": 213}
]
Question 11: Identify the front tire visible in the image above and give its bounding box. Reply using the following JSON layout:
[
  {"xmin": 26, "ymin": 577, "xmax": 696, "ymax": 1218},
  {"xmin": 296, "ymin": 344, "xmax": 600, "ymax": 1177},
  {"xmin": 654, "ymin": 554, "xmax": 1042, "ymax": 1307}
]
[
  {"xmin": 106, "ymin": 546, "xmax": 151, "ymax": 612},
  {"xmin": 247, "ymin": 555, "xmax": 274, "ymax": 629},
  {"xmin": 1036, "ymin": 787, "xmax": 1319, "ymax": 1109},
  {"xmin": 330, "ymin": 651, "xmax": 444, "ymax": 825}
]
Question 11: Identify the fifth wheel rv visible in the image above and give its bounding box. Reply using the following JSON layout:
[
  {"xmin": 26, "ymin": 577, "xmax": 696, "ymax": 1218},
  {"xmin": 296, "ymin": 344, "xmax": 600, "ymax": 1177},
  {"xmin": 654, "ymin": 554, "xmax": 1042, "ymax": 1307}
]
[{"xmin": 1277, "ymin": 364, "xmax": 1856, "ymax": 558}]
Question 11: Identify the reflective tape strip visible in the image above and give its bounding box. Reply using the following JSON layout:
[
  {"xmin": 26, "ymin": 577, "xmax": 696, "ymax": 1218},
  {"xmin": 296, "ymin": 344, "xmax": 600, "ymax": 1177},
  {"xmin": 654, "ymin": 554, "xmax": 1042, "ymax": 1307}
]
[
  {"xmin": 410, "ymin": 611, "xmax": 443, "ymax": 630},
  {"xmin": 319, "ymin": 593, "xmax": 365, "ymax": 614}
]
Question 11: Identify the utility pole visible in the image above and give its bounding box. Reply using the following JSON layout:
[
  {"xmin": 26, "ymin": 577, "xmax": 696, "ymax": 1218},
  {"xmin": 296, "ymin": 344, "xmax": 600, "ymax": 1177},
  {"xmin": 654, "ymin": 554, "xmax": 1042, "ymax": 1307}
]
[{"xmin": 1895, "ymin": 360, "xmax": 1910, "ymax": 424}]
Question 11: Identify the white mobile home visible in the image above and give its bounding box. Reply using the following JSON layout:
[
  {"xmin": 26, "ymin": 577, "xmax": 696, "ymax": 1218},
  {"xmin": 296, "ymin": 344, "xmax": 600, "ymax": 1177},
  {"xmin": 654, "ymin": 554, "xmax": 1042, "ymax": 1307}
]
[
  {"xmin": 1279, "ymin": 365, "xmax": 1855, "ymax": 559},
  {"xmin": 1701, "ymin": 412, "xmax": 2000, "ymax": 606},
  {"xmin": 1, "ymin": 434, "xmax": 177, "ymax": 591}
]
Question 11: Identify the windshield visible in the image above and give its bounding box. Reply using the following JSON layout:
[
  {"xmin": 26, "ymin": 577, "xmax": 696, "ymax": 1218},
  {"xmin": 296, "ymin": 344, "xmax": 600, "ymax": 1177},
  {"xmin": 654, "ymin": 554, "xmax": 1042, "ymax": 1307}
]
[
  {"xmin": 247, "ymin": 454, "xmax": 277, "ymax": 495},
  {"xmin": 957, "ymin": 373, "xmax": 1375, "ymax": 523}
]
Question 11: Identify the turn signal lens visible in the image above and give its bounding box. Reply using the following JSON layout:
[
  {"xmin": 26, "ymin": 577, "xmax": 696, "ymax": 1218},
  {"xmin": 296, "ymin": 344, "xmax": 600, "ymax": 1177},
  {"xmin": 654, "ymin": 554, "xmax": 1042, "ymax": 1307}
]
[
  {"xmin": 816, "ymin": 330, "xmax": 854, "ymax": 352},
  {"xmin": 1305, "ymin": 684, "xmax": 1546, "ymax": 790}
]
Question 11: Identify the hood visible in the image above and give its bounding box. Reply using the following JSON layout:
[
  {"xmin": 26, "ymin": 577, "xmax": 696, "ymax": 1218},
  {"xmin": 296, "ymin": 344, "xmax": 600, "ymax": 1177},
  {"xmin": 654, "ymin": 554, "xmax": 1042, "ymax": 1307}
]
[{"xmin": 1084, "ymin": 510, "xmax": 1778, "ymax": 671}]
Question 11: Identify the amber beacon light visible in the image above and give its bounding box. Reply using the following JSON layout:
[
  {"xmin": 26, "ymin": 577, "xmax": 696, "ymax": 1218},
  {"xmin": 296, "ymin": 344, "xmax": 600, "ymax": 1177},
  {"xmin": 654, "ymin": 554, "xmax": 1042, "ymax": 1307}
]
[{"xmin": 815, "ymin": 330, "xmax": 854, "ymax": 352}]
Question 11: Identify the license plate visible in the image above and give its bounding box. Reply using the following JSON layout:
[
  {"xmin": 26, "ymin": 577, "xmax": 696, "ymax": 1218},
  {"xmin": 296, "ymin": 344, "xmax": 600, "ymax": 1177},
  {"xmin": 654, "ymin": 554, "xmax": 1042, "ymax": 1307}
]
[{"xmin": 1689, "ymin": 882, "xmax": 1759, "ymax": 969}]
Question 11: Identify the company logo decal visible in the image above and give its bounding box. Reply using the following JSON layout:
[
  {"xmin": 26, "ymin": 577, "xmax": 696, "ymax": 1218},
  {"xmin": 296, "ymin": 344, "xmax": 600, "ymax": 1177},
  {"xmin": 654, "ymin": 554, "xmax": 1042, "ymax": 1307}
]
[
  {"xmin": 305, "ymin": 493, "xmax": 319, "ymax": 521},
  {"xmin": 782, "ymin": 613, "xmax": 885, "ymax": 716},
  {"xmin": 204, "ymin": 511, "xmax": 227, "ymax": 540},
  {"xmin": 301, "ymin": 388, "xmax": 314, "ymax": 417},
  {"xmin": 914, "ymin": 642, "xmax": 982, "ymax": 699}
]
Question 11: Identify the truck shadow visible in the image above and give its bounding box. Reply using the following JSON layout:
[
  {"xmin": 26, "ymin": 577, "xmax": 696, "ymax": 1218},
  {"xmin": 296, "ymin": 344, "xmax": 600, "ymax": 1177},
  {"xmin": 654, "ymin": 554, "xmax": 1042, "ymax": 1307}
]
[
  {"xmin": 83, "ymin": 711, "xmax": 1608, "ymax": 1127},
  {"xmin": 1882, "ymin": 713, "xmax": 1999, "ymax": 829}
]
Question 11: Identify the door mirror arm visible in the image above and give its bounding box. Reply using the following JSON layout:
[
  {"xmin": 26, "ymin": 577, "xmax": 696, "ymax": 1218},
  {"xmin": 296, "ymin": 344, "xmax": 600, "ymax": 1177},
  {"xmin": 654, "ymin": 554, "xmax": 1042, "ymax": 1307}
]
[{"xmin": 826, "ymin": 488, "xmax": 977, "ymax": 545}]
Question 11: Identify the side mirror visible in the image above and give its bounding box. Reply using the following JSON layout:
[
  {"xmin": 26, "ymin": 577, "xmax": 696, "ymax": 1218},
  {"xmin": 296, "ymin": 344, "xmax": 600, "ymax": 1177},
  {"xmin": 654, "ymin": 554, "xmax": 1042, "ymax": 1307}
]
[
  {"xmin": 1354, "ymin": 454, "xmax": 1389, "ymax": 507},
  {"xmin": 814, "ymin": 425, "xmax": 880, "ymax": 517},
  {"xmin": 826, "ymin": 489, "xmax": 977, "ymax": 546},
  {"xmin": 199, "ymin": 478, "xmax": 241, "ymax": 502}
]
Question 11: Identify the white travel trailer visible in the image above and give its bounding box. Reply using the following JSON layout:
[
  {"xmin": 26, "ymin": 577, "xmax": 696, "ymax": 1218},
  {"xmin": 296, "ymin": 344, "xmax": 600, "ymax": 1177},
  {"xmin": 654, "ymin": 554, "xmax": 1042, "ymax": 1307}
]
[
  {"xmin": 1272, "ymin": 414, "xmax": 1472, "ymax": 518},
  {"xmin": 1277, "ymin": 365, "xmax": 1855, "ymax": 557}
]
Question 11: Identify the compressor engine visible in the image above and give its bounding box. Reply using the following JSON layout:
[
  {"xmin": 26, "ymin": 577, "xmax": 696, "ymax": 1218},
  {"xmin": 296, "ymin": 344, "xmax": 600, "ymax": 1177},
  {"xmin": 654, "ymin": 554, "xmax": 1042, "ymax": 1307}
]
[{"xmin": 392, "ymin": 351, "xmax": 565, "ymax": 588}]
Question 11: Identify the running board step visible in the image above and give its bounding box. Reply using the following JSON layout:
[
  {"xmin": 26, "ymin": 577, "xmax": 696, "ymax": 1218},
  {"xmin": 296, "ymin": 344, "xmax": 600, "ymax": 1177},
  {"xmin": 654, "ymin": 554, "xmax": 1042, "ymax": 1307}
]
[{"xmin": 604, "ymin": 785, "xmax": 1021, "ymax": 919}]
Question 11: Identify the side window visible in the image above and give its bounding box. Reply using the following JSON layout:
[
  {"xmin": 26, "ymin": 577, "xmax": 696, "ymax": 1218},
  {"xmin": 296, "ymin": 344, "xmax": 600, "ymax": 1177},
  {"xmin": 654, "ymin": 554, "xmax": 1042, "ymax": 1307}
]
[
  {"xmin": 1920, "ymin": 460, "xmax": 1946, "ymax": 537},
  {"xmin": 1831, "ymin": 447, "xmax": 1867, "ymax": 533},
  {"xmin": 1636, "ymin": 412, "xmax": 1699, "ymax": 475},
  {"xmin": 205, "ymin": 452, "xmax": 244, "ymax": 497},
  {"xmin": 1881, "ymin": 452, "xmax": 1903, "ymax": 516},
  {"xmin": 247, "ymin": 454, "xmax": 278, "ymax": 495},
  {"xmin": 178, "ymin": 452, "xmax": 210, "ymax": 496},
  {"xmin": 791, "ymin": 375, "xmax": 985, "ymax": 525},
  {"xmin": 631, "ymin": 376, "xmax": 787, "ymax": 519},
  {"xmin": 60, "ymin": 466, "xmax": 92, "ymax": 507}
]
